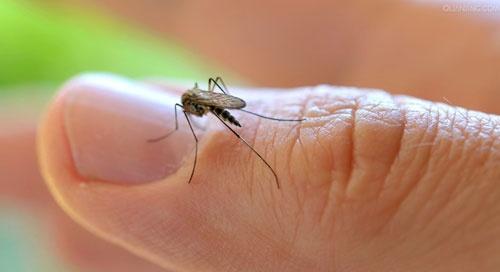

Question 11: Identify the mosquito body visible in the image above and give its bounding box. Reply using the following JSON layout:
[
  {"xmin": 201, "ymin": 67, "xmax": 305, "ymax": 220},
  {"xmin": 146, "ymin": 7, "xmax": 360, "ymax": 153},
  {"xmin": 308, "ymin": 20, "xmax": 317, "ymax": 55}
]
[
  {"xmin": 181, "ymin": 88, "xmax": 243, "ymax": 127},
  {"xmin": 149, "ymin": 77, "xmax": 304, "ymax": 189}
]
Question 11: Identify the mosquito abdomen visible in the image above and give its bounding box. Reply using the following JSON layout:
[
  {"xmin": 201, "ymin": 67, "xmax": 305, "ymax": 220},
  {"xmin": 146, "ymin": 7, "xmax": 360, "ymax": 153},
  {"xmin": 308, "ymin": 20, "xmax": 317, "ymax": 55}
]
[{"xmin": 212, "ymin": 107, "xmax": 241, "ymax": 127}]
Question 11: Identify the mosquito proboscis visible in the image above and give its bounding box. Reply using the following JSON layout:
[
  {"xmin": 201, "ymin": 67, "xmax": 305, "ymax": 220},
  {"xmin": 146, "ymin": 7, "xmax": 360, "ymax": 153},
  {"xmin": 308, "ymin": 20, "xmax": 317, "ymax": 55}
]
[{"xmin": 148, "ymin": 77, "xmax": 305, "ymax": 189}]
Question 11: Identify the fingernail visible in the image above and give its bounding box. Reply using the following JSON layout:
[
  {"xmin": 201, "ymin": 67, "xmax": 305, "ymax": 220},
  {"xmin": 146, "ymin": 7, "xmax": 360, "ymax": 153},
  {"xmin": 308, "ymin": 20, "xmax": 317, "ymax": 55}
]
[{"xmin": 62, "ymin": 74, "xmax": 192, "ymax": 184}]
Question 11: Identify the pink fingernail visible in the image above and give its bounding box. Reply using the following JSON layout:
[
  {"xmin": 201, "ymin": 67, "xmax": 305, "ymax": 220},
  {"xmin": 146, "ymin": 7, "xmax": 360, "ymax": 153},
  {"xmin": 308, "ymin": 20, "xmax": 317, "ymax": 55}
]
[{"xmin": 62, "ymin": 74, "xmax": 192, "ymax": 184}]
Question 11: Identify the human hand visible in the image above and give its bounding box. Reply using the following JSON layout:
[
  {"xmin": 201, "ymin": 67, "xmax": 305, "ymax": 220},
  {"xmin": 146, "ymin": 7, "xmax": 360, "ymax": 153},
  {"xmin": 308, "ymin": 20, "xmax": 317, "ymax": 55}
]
[
  {"xmin": 0, "ymin": 95, "xmax": 168, "ymax": 272},
  {"xmin": 38, "ymin": 74, "xmax": 499, "ymax": 271},
  {"xmin": 92, "ymin": 0, "xmax": 500, "ymax": 114}
]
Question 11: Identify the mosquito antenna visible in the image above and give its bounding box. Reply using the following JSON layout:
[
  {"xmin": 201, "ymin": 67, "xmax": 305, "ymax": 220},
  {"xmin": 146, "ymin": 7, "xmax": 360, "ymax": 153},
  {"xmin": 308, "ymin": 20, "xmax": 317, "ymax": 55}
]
[
  {"xmin": 148, "ymin": 103, "xmax": 183, "ymax": 142},
  {"xmin": 183, "ymin": 111, "xmax": 198, "ymax": 184},
  {"xmin": 238, "ymin": 109, "xmax": 306, "ymax": 122},
  {"xmin": 212, "ymin": 113, "xmax": 280, "ymax": 189}
]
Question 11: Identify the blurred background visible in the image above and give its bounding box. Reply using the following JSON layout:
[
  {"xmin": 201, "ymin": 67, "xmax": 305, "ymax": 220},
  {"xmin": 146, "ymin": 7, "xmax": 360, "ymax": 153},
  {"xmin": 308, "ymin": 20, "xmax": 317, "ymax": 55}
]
[{"xmin": 1, "ymin": 0, "xmax": 499, "ymax": 271}]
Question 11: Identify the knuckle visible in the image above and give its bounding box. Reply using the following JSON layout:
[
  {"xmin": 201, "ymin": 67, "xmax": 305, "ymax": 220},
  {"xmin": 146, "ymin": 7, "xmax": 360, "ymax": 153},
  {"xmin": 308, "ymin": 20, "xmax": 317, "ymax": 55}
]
[
  {"xmin": 288, "ymin": 87, "xmax": 407, "ymax": 201},
  {"xmin": 277, "ymin": 86, "xmax": 498, "ymax": 229}
]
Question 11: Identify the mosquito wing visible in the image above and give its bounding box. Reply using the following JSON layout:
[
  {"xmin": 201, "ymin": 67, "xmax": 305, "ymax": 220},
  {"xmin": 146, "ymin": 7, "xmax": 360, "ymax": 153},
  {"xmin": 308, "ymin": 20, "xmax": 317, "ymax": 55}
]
[{"xmin": 193, "ymin": 90, "xmax": 246, "ymax": 109}]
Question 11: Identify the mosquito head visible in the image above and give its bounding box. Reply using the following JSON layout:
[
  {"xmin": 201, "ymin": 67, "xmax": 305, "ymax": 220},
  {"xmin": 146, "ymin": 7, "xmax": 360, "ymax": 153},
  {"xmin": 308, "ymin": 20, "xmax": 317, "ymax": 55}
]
[
  {"xmin": 181, "ymin": 91, "xmax": 192, "ymax": 109},
  {"xmin": 181, "ymin": 90, "xmax": 208, "ymax": 117}
]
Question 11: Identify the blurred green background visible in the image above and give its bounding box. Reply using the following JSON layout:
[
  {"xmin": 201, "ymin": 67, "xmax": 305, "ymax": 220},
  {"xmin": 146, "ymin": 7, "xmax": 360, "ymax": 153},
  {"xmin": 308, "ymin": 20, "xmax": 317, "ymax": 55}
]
[
  {"xmin": 0, "ymin": 0, "xmax": 212, "ymax": 96},
  {"xmin": 0, "ymin": 0, "xmax": 214, "ymax": 271}
]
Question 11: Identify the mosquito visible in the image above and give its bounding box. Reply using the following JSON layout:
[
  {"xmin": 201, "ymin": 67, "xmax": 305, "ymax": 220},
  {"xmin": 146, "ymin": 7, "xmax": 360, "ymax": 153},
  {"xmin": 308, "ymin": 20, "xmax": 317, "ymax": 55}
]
[{"xmin": 148, "ymin": 77, "xmax": 305, "ymax": 189}]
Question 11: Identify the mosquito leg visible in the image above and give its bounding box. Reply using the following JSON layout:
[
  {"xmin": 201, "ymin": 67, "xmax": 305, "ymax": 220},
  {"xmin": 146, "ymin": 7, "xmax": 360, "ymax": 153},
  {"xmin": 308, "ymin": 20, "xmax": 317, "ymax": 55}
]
[
  {"xmin": 183, "ymin": 111, "xmax": 198, "ymax": 184},
  {"xmin": 212, "ymin": 113, "xmax": 280, "ymax": 189},
  {"xmin": 238, "ymin": 109, "xmax": 306, "ymax": 122},
  {"xmin": 208, "ymin": 77, "xmax": 230, "ymax": 94},
  {"xmin": 208, "ymin": 77, "xmax": 215, "ymax": 92},
  {"xmin": 215, "ymin": 77, "xmax": 230, "ymax": 94},
  {"xmin": 148, "ymin": 103, "xmax": 183, "ymax": 142}
]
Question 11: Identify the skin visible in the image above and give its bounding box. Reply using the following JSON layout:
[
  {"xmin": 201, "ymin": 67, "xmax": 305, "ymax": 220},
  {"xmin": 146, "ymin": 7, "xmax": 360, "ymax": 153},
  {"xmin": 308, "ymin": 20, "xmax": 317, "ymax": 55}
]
[
  {"xmin": 86, "ymin": 0, "xmax": 500, "ymax": 114},
  {"xmin": 0, "ymin": 122, "xmax": 167, "ymax": 271},
  {"xmin": 35, "ymin": 75, "xmax": 499, "ymax": 272},
  {"xmin": 1, "ymin": 1, "xmax": 499, "ymax": 271}
]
